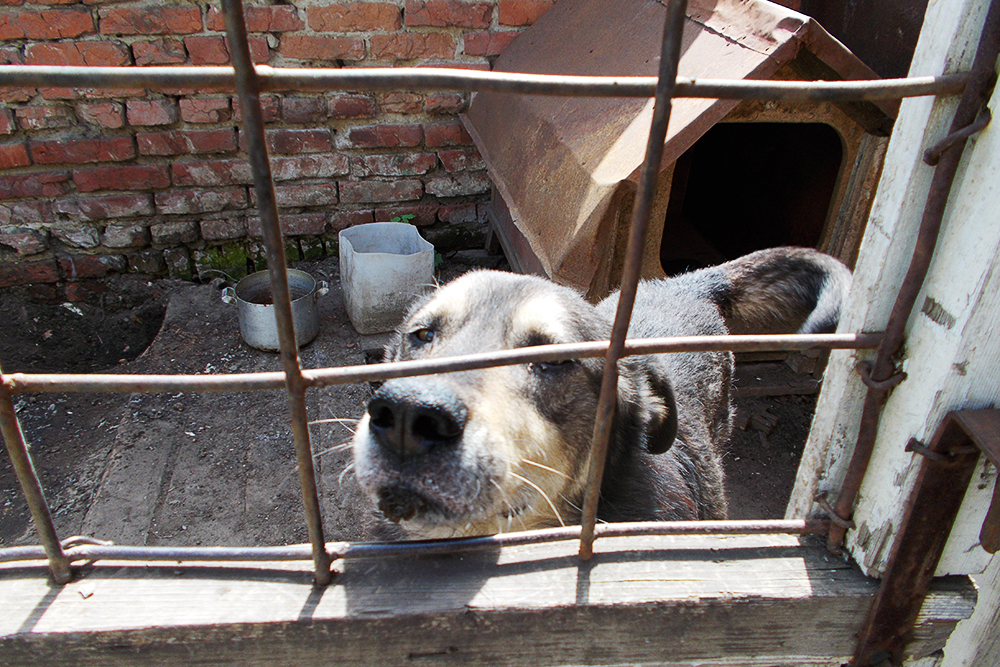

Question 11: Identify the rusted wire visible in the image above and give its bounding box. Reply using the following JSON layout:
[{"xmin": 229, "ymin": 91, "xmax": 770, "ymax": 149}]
[
  {"xmin": 923, "ymin": 108, "xmax": 992, "ymax": 165},
  {"xmin": 855, "ymin": 360, "xmax": 907, "ymax": 391}
]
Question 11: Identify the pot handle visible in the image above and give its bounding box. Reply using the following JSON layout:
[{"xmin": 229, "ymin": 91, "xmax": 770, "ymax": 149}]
[
  {"xmin": 221, "ymin": 286, "xmax": 237, "ymax": 305},
  {"xmin": 315, "ymin": 280, "xmax": 329, "ymax": 299}
]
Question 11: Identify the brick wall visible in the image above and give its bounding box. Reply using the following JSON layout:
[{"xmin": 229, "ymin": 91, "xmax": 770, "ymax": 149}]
[{"xmin": 0, "ymin": 1, "xmax": 556, "ymax": 289}]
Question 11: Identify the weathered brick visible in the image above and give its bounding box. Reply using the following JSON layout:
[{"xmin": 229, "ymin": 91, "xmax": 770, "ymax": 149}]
[
  {"xmin": 0, "ymin": 171, "xmax": 70, "ymax": 200},
  {"xmin": 137, "ymin": 129, "xmax": 237, "ymax": 156},
  {"xmin": 150, "ymin": 220, "xmax": 199, "ymax": 245},
  {"xmin": 59, "ymin": 254, "xmax": 123, "ymax": 280},
  {"xmin": 0, "ymin": 225, "xmax": 48, "ymax": 255},
  {"xmin": 233, "ymin": 95, "xmax": 280, "ymax": 123},
  {"xmin": 0, "ymin": 8, "xmax": 95, "ymax": 40},
  {"xmin": 73, "ymin": 165, "xmax": 171, "ymax": 193},
  {"xmin": 405, "ymin": 0, "xmax": 492, "ymax": 28},
  {"xmin": 31, "ymin": 136, "xmax": 135, "ymax": 165},
  {"xmin": 307, "ymin": 3, "xmax": 400, "ymax": 32},
  {"xmin": 260, "ymin": 128, "xmax": 333, "ymax": 155},
  {"xmin": 329, "ymin": 208, "xmax": 374, "ymax": 233},
  {"xmin": 270, "ymin": 154, "xmax": 350, "ymax": 181},
  {"xmin": 132, "ymin": 39, "xmax": 187, "ymax": 66},
  {"xmin": 184, "ymin": 35, "xmax": 229, "ymax": 65},
  {"xmin": 25, "ymin": 41, "xmax": 130, "ymax": 67},
  {"xmin": 374, "ymin": 204, "xmax": 438, "ymax": 227},
  {"xmin": 343, "ymin": 124, "xmax": 423, "ymax": 149},
  {"xmin": 56, "ymin": 194, "xmax": 155, "ymax": 221},
  {"xmin": 0, "ymin": 142, "xmax": 30, "ymax": 170},
  {"xmin": 463, "ymin": 30, "xmax": 519, "ymax": 56},
  {"xmin": 101, "ymin": 223, "xmax": 150, "ymax": 248},
  {"xmin": 155, "ymin": 187, "xmax": 248, "ymax": 215},
  {"xmin": 425, "ymin": 92, "xmax": 467, "ymax": 114},
  {"xmin": 438, "ymin": 148, "xmax": 485, "ymax": 172},
  {"xmin": 280, "ymin": 35, "xmax": 365, "ymax": 62},
  {"xmin": 0, "ymin": 109, "xmax": 15, "ymax": 135},
  {"xmin": 437, "ymin": 202, "xmax": 479, "ymax": 224},
  {"xmin": 353, "ymin": 153, "xmax": 437, "ymax": 177},
  {"xmin": 126, "ymin": 99, "xmax": 179, "ymax": 126},
  {"xmin": 1, "ymin": 200, "xmax": 54, "ymax": 226},
  {"xmin": 179, "ymin": 98, "xmax": 232, "ymax": 124},
  {"xmin": 498, "ymin": 0, "xmax": 554, "ymax": 26},
  {"xmin": 16, "ymin": 105, "xmax": 74, "ymax": 131},
  {"xmin": 207, "ymin": 6, "xmax": 304, "ymax": 33},
  {"xmin": 424, "ymin": 119, "xmax": 473, "ymax": 147},
  {"xmin": 0, "ymin": 259, "xmax": 59, "ymax": 288},
  {"xmin": 369, "ymin": 33, "xmax": 456, "ymax": 61},
  {"xmin": 426, "ymin": 171, "xmax": 491, "ymax": 197},
  {"xmin": 282, "ymin": 97, "xmax": 330, "ymax": 124},
  {"xmin": 127, "ymin": 249, "xmax": 166, "ymax": 274},
  {"xmin": 329, "ymin": 93, "xmax": 376, "ymax": 119},
  {"xmin": 378, "ymin": 92, "xmax": 424, "ymax": 114},
  {"xmin": 248, "ymin": 212, "xmax": 326, "ymax": 238},
  {"xmin": 76, "ymin": 101, "xmax": 125, "ymax": 129},
  {"xmin": 163, "ymin": 247, "xmax": 193, "ymax": 279},
  {"xmin": 200, "ymin": 217, "xmax": 247, "ymax": 241},
  {"xmin": 172, "ymin": 159, "xmax": 253, "ymax": 187},
  {"xmin": 262, "ymin": 183, "xmax": 338, "ymax": 209},
  {"xmin": 99, "ymin": 6, "xmax": 203, "ymax": 36},
  {"xmin": 51, "ymin": 225, "xmax": 101, "ymax": 249},
  {"xmin": 339, "ymin": 179, "xmax": 422, "ymax": 204}
]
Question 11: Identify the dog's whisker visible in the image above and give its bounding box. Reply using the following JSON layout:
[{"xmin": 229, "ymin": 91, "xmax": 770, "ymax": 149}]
[
  {"xmin": 509, "ymin": 471, "xmax": 565, "ymax": 527},
  {"xmin": 338, "ymin": 462, "xmax": 355, "ymax": 486},
  {"xmin": 309, "ymin": 417, "xmax": 358, "ymax": 435},
  {"xmin": 312, "ymin": 441, "xmax": 353, "ymax": 459},
  {"xmin": 518, "ymin": 458, "xmax": 571, "ymax": 480}
]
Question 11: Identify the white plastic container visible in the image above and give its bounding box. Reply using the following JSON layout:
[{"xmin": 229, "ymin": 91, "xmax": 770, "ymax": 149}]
[{"xmin": 339, "ymin": 222, "xmax": 435, "ymax": 334}]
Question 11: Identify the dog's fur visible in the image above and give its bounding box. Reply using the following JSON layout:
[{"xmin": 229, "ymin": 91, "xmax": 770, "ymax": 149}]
[{"xmin": 351, "ymin": 247, "xmax": 851, "ymax": 539}]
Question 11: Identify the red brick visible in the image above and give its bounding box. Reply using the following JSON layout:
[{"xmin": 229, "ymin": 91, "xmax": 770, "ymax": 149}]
[
  {"xmin": 374, "ymin": 204, "xmax": 438, "ymax": 227},
  {"xmin": 307, "ymin": 3, "xmax": 400, "ymax": 32},
  {"xmin": 232, "ymin": 95, "xmax": 280, "ymax": 123},
  {"xmin": 200, "ymin": 217, "xmax": 246, "ymax": 241},
  {"xmin": 0, "ymin": 109, "xmax": 14, "ymax": 135},
  {"xmin": 330, "ymin": 93, "xmax": 376, "ymax": 119},
  {"xmin": 0, "ymin": 225, "xmax": 48, "ymax": 255},
  {"xmin": 270, "ymin": 154, "xmax": 350, "ymax": 181},
  {"xmin": 329, "ymin": 209, "xmax": 374, "ymax": 233},
  {"xmin": 0, "ymin": 142, "xmax": 31, "ymax": 169},
  {"xmin": 405, "ymin": 1, "xmax": 492, "ymax": 28},
  {"xmin": 25, "ymin": 41, "xmax": 130, "ymax": 67},
  {"xmin": 426, "ymin": 171, "xmax": 490, "ymax": 197},
  {"xmin": 0, "ymin": 8, "xmax": 94, "ymax": 40},
  {"xmin": 438, "ymin": 148, "xmax": 485, "ymax": 171},
  {"xmin": 426, "ymin": 92, "xmax": 467, "ymax": 114},
  {"xmin": 2, "ymin": 199, "xmax": 54, "ymax": 225},
  {"xmin": 137, "ymin": 129, "xmax": 237, "ymax": 156},
  {"xmin": 76, "ymin": 101, "xmax": 125, "ymax": 129},
  {"xmin": 339, "ymin": 179, "xmax": 422, "ymax": 204},
  {"xmin": 99, "ymin": 6, "xmax": 203, "ymax": 36},
  {"xmin": 256, "ymin": 183, "xmax": 338, "ymax": 209},
  {"xmin": 30, "ymin": 136, "xmax": 135, "ymax": 165},
  {"xmin": 179, "ymin": 98, "xmax": 232, "ymax": 124},
  {"xmin": 126, "ymin": 99, "xmax": 179, "ymax": 126},
  {"xmin": 353, "ymin": 153, "xmax": 437, "ymax": 177},
  {"xmin": 378, "ymin": 92, "xmax": 424, "ymax": 114},
  {"xmin": 248, "ymin": 212, "xmax": 326, "ymax": 238},
  {"xmin": 101, "ymin": 223, "xmax": 150, "ymax": 248},
  {"xmin": 172, "ymin": 159, "xmax": 252, "ymax": 187},
  {"xmin": 51, "ymin": 226, "xmax": 101, "ymax": 249},
  {"xmin": 59, "ymin": 254, "xmax": 124, "ymax": 280},
  {"xmin": 15, "ymin": 105, "xmax": 74, "ymax": 130},
  {"xmin": 184, "ymin": 35, "xmax": 229, "ymax": 65},
  {"xmin": 0, "ymin": 171, "xmax": 70, "ymax": 200},
  {"xmin": 261, "ymin": 129, "xmax": 333, "ymax": 155},
  {"xmin": 72, "ymin": 165, "xmax": 170, "ymax": 193},
  {"xmin": 133, "ymin": 39, "xmax": 186, "ymax": 66},
  {"xmin": 150, "ymin": 220, "xmax": 199, "ymax": 245},
  {"xmin": 424, "ymin": 119, "xmax": 473, "ymax": 147},
  {"xmin": 56, "ymin": 194, "xmax": 154, "ymax": 221},
  {"xmin": 463, "ymin": 30, "xmax": 519, "ymax": 56},
  {"xmin": 498, "ymin": 0, "xmax": 554, "ymax": 26},
  {"xmin": 437, "ymin": 202, "xmax": 479, "ymax": 224},
  {"xmin": 207, "ymin": 6, "xmax": 304, "ymax": 32},
  {"xmin": 155, "ymin": 187, "xmax": 248, "ymax": 215},
  {"xmin": 280, "ymin": 35, "xmax": 365, "ymax": 62},
  {"xmin": 369, "ymin": 33, "xmax": 456, "ymax": 61},
  {"xmin": 0, "ymin": 259, "xmax": 59, "ymax": 288},
  {"xmin": 282, "ymin": 97, "xmax": 330, "ymax": 124},
  {"xmin": 345, "ymin": 124, "xmax": 423, "ymax": 149}
]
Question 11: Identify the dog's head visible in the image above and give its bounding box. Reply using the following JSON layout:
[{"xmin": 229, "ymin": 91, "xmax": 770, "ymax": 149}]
[{"xmin": 351, "ymin": 270, "xmax": 677, "ymax": 538}]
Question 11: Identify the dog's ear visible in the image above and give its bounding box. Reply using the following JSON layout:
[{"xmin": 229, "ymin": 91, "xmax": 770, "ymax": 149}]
[
  {"xmin": 616, "ymin": 359, "xmax": 678, "ymax": 455},
  {"xmin": 643, "ymin": 370, "xmax": 677, "ymax": 454}
]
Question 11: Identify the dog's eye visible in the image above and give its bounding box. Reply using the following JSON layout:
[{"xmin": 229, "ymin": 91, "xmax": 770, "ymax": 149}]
[
  {"xmin": 411, "ymin": 328, "xmax": 435, "ymax": 343},
  {"xmin": 532, "ymin": 359, "xmax": 573, "ymax": 373}
]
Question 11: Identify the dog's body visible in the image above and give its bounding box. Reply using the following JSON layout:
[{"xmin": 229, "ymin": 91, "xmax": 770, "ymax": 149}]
[{"xmin": 351, "ymin": 247, "xmax": 851, "ymax": 539}]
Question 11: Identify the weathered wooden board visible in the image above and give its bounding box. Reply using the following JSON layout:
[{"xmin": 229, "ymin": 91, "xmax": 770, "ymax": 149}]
[{"xmin": 0, "ymin": 534, "xmax": 975, "ymax": 666}]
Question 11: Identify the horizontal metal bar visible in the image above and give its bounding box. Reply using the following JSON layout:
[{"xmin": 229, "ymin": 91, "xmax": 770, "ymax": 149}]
[
  {"xmin": 0, "ymin": 65, "xmax": 968, "ymax": 100},
  {"xmin": 3, "ymin": 332, "xmax": 882, "ymax": 394},
  {"xmin": 0, "ymin": 520, "xmax": 829, "ymax": 566}
]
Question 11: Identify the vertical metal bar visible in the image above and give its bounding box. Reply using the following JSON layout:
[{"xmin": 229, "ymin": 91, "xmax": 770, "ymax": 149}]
[
  {"xmin": 0, "ymin": 364, "xmax": 72, "ymax": 584},
  {"xmin": 826, "ymin": 0, "xmax": 1000, "ymax": 553},
  {"xmin": 579, "ymin": 0, "xmax": 688, "ymax": 560},
  {"xmin": 220, "ymin": 0, "xmax": 332, "ymax": 585}
]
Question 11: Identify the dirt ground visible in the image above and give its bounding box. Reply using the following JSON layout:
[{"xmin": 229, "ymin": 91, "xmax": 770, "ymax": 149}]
[{"xmin": 0, "ymin": 253, "xmax": 815, "ymax": 548}]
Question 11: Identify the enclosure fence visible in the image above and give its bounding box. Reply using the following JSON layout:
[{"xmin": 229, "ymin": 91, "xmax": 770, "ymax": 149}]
[{"xmin": 1, "ymin": 2, "xmax": 996, "ymax": 638}]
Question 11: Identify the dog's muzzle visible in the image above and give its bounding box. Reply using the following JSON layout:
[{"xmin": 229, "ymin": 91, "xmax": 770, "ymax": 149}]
[{"xmin": 366, "ymin": 379, "xmax": 468, "ymax": 458}]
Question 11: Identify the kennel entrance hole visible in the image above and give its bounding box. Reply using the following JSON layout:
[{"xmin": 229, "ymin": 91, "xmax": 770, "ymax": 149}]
[{"xmin": 660, "ymin": 123, "xmax": 844, "ymax": 275}]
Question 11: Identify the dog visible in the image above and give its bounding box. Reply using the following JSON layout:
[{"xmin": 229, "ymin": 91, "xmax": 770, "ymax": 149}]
[{"xmin": 351, "ymin": 247, "xmax": 851, "ymax": 539}]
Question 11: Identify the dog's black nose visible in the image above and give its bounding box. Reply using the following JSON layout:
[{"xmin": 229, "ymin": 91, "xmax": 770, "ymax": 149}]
[{"xmin": 366, "ymin": 380, "xmax": 467, "ymax": 458}]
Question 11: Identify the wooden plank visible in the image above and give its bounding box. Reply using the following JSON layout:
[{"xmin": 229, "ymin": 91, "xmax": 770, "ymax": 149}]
[{"xmin": 0, "ymin": 534, "xmax": 975, "ymax": 666}]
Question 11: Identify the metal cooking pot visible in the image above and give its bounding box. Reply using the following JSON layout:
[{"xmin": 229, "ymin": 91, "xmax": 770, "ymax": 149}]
[{"xmin": 221, "ymin": 269, "xmax": 328, "ymax": 351}]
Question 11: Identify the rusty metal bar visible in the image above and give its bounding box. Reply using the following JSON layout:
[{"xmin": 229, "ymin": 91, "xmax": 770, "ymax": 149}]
[
  {"xmin": 0, "ymin": 365, "xmax": 72, "ymax": 584},
  {"xmin": 579, "ymin": 0, "xmax": 689, "ymax": 561},
  {"xmin": 221, "ymin": 0, "xmax": 331, "ymax": 586},
  {"xmin": 0, "ymin": 64, "xmax": 968, "ymax": 101},
  {"xmin": 3, "ymin": 332, "xmax": 882, "ymax": 395},
  {"xmin": 0, "ymin": 519, "xmax": 829, "ymax": 566},
  {"xmin": 826, "ymin": 0, "xmax": 1000, "ymax": 554}
]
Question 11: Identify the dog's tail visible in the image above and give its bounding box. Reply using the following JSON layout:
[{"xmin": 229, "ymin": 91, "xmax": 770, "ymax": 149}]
[{"xmin": 674, "ymin": 247, "xmax": 852, "ymax": 335}]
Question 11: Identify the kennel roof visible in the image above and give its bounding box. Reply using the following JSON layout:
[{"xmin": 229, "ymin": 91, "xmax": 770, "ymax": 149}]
[{"xmin": 462, "ymin": 0, "xmax": 893, "ymax": 292}]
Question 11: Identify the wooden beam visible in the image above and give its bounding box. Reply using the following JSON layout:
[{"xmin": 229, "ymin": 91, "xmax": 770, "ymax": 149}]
[{"xmin": 0, "ymin": 534, "xmax": 975, "ymax": 666}]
